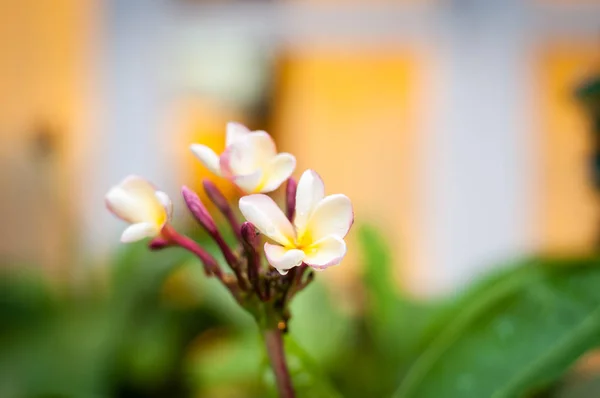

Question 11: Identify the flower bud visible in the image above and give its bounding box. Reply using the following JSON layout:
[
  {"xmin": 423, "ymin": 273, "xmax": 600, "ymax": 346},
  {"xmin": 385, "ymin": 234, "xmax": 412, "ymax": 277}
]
[
  {"xmin": 241, "ymin": 221, "xmax": 260, "ymax": 248},
  {"xmin": 182, "ymin": 187, "xmax": 241, "ymax": 286},
  {"xmin": 203, "ymin": 179, "xmax": 241, "ymax": 240},
  {"xmin": 285, "ymin": 178, "xmax": 297, "ymax": 221},
  {"xmin": 241, "ymin": 221, "xmax": 264, "ymax": 299},
  {"xmin": 148, "ymin": 237, "xmax": 170, "ymax": 250},
  {"xmin": 181, "ymin": 186, "xmax": 218, "ymax": 235},
  {"xmin": 203, "ymin": 179, "xmax": 229, "ymax": 212}
]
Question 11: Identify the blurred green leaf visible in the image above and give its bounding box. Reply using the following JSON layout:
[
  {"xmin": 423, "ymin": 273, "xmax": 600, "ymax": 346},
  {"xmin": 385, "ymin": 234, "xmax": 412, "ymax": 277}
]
[
  {"xmin": 394, "ymin": 257, "xmax": 600, "ymax": 398},
  {"xmin": 288, "ymin": 281, "xmax": 354, "ymax": 370},
  {"xmin": 359, "ymin": 225, "xmax": 442, "ymax": 360},
  {"xmin": 187, "ymin": 328, "xmax": 264, "ymax": 395},
  {"xmin": 278, "ymin": 337, "xmax": 344, "ymax": 398},
  {"xmin": 344, "ymin": 225, "xmax": 444, "ymax": 397}
]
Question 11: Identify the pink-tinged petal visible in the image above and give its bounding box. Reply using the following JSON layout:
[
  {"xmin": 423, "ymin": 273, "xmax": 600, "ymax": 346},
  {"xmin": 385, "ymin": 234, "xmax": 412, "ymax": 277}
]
[
  {"xmin": 259, "ymin": 153, "xmax": 296, "ymax": 193},
  {"xmin": 264, "ymin": 243, "xmax": 305, "ymax": 275},
  {"xmin": 155, "ymin": 191, "xmax": 173, "ymax": 220},
  {"xmin": 220, "ymin": 137, "xmax": 257, "ymax": 177},
  {"xmin": 220, "ymin": 131, "xmax": 277, "ymax": 177},
  {"xmin": 226, "ymin": 122, "xmax": 250, "ymax": 146},
  {"xmin": 303, "ymin": 235, "xmax": 347, "ymax": 269},
  {"xmin": 190, "ymin": 144, "xmax": 222, "ymax": 176},
  {"xmin": 247, "ymin": 131, "xmax": 276, "ymax": 162},
  {"xmin": 233, "ymin": 169, "xmax": 264, "ymax": 193},
  {"xmin": 120, "ymin": 222, "xmax": 160, "ymax": 243},
  {"xmin": 239, "ymin": 194, "xmax": 295, "ymax": 246},
  {"xmin": 306, "ymin": 194, "xmax": 354, "ymax": 241},
  {"xmin": 119, "ymin": 175, "xmax": 157, "ymax": 198},
  {"xmin": 294, "ymin": 169, "xmax": 325, "ymax": 232}
]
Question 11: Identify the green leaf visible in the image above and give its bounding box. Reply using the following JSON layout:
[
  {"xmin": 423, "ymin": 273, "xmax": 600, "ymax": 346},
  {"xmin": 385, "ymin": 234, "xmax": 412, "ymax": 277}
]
[
  {"xmin": 394, "ymin": 257, "xmax": 600, "ymax": 398},
  {"xmin": 280, "ymin": 337, "xmax": 345, "ymax": 398},
  {"xmin": 288, "ymin": 281, "xmax": 354, "ymax": 370},
  {"xmin": 359, "ymin": 224, "xmax": 441, "ymax": 360}
]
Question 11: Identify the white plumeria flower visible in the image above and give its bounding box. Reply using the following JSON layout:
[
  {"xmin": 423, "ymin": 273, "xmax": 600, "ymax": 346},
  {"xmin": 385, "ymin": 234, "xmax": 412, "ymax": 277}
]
[
  {"xmin": 190, "ymin": 122, "xmax": 296, "ymax": 194},
  {"xmin": 105, "ymin": 175, "xmax": 173, "ymax": 243},
  {"xmin": 239, "ymin": 169, "xmax": 354, "ymax": 275}
]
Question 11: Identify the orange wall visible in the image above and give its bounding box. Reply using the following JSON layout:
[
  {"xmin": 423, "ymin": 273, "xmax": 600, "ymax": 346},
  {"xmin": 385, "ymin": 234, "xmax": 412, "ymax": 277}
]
[
  {"xmin": 272, "ymin": 47, "xmax": 427, "ymax": 293},
  {"xmin": 0, "ymin": 0, "xmax": 95, "ymax": 273},
  {"xmin": 536, "ymin": 43, "xmax": 600, "ymax": 254}
]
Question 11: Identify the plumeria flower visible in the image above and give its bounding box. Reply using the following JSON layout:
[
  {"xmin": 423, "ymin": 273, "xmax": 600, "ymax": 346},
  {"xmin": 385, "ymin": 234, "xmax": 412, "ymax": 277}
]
[
  {"xmin": 190, "ymin": 122, "xmax": 296, "ymax": 194},
  {"xmin": 105, "ymin": 175, "xmax": 173, "ymax": 243},
  {"xmin": 239, "ymin": 170, "xmax": 354, "ymax": 275}
]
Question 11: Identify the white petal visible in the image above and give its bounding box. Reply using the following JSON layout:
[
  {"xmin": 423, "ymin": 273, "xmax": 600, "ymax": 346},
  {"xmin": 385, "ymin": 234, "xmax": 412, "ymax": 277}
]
[
  {"xmin": 306, "ymin": 194, "xmax": 354, "ymax": 241},
  {"xmin": 247, "ymin": 131, "xmax": 276, "ymax": 162},
  {"xmin": 220, "ymin": 138, "xmax": 257, "ymax": 177},
  {"xmin": 259, "ymin": 153, "xmax": 296, "ymax": 193},
  {"xmin": 120, "ymin": 222, "xmax": 160, "ymax": 243},
  {"xmin": 106, "ymin": 187, "xmax": 140, "ymax": 223},
  {"xmin": 264, "ymin": 243, "xmax": 305, "ymax": 275},
  {"xmin": 238, "ymin": 195, "xmax": 295, "ymax": 246},
  {"xmin": 233, "ymin": 169, "xmax": 264, "ymax": 193},
  {"xmin": 155, "ymin": 191, "xmax": 173, "ymax": 220},
  {"xmin": 190, "ymin": 144, "xmax": 222, "ymax": 176},
  {"xmin": 303, "ymin": 235, "xmax": 347, "ymax": 269},
  {"xmin": 105, "ymin": 176, "xmax": 164, "ymax": 225},
  {"xmin": 220, "ymin": 132, "xmax": 277, "ymax": 177},
  {"xmin": 226, "ymin": 122, "xmax": 250, "ymax": 146},
  {"xmin": 120, "ymin": 175, "xmax": 157, "ymax": 197},
  {"xmin": 294, "ymin": 170, "xmax": 325, "ymax": 233}
]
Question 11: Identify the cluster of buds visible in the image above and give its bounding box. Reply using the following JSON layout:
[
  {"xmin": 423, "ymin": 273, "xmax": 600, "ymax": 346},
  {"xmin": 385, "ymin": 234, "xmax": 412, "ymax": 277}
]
[{"xmin": 105, "ymin": 122, "xmax": 354, "ymax": 329}]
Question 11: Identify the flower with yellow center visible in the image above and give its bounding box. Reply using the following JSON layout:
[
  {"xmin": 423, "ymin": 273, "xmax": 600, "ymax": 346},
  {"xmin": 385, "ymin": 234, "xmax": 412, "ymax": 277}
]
[
  {"xmin": 239, "ymin": 170, "xmax": 354, "ymax": 274},
  {"xmin": 190, "ymin": 122, "xmax": 296, "ymax": 193},
  {"xmin": 105, "ymin": 175, "xmax": 173, "ymax": 242}
]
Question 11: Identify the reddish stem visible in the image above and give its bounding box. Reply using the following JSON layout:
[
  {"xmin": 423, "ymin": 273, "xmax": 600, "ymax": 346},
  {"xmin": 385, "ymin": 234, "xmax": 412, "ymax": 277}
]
[
  {"xmin": 264, "ymin": 329, "xmax": 295, "ymax": 398},
  {"xmin": 162, "ymin": 225, "xmax": 223, "ymax": 279}
]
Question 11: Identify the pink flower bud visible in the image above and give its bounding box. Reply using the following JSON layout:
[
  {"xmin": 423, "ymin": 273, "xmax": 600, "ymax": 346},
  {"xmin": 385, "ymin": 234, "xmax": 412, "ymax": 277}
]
[
  {"xmin": 203, "ymin": 179, "xmax": 241, "ymax": 240},
  {"xmin": 148, "ymin": 237, "xmax": 170, "ymax": 250},
  {"xmin": 182, "ymin": 187, "xmax": 241, "ymax": 284},
  {"xmin": 181, "ymin": 186, "xmax": 218, "ymax": 235},
  {"xmin": 203, "ymin": 180, "xmax": 229, "ymax": 211},
  {"xmin": 285, "ymin": 178, "xmax": 297, "ymax": 221},
  {"xmin": 241, "ymin": 222, "xmax": 260, "ymax": 248},
  {"xmin": 241, "ymin": 221, "xmax": 263, "ymax": 299}
]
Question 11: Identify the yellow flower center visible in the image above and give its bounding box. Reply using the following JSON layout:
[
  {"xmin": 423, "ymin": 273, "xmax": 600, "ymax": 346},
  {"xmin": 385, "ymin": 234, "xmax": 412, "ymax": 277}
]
[{"xmin": 291, "ymin": 229, "xmax": 314, "ymax": 253}]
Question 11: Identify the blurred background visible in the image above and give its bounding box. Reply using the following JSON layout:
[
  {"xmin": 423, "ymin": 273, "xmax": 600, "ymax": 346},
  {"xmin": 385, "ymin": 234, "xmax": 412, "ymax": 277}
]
[{"xmin": 3, "ymin": 0, "xmax": 600, "ymax": 397}]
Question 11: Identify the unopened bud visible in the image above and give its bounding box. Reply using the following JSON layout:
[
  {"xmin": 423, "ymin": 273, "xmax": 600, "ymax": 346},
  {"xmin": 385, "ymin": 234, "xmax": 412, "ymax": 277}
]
[
  {"xmin": 241, "ymin": 222, "xmax": 260, "ymax": 248},
  {"xmin": 203, "ymin": 179, "xmax": 242, "ymax": 240},
  {"xmin": 241, "ymin": 221, "xmax": 264, "ymax": 299},
  {"xmin": 203, "ymin": 179, "xmax": 229, "ymax": 212},
  {"xmin": 286, "ymin": 178, "xmax": 297, "ymax": 221},
  {"xmin": 148, "ymin": 237, "xmax": 170, "ymax": 251},
  {"xmin": 183, "ymin": 186, "xmax": 242, "ymax": 285},
  {"xmin": 181, "ymin": 186, "xmax": 218, "ymax": 235}
]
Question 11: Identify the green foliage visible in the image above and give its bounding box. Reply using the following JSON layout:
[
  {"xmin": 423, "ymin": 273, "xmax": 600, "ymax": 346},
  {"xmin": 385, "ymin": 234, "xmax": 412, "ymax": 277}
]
[
  {"xmin": 0, "ymin": 240, "xmax": 230, "ymax": 397},
  {"xmin": 394, "ymin": 257, "xmax": 600, "ymax": 398},
  {"xmin": 2, "ymin": 225, "xmax": 600, "ymax": 397}
]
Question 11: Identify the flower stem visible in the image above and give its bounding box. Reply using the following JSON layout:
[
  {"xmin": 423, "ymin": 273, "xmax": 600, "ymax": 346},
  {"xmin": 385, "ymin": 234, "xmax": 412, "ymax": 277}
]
[
  {"xmin": 162, "ymin": 225, "xmax": 223, "ymax": 279},
  {"xmin": 264, "ymin": 329, "xmax": 295, "ymax": 398}
]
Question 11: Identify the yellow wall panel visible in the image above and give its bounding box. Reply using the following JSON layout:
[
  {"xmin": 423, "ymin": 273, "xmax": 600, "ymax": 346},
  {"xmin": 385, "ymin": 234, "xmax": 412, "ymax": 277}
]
[
  {"xmin": 0, "ymin": 0, "xmax": 95, "ymax": 273},
  {"xmin": 272, "ymin": 47, "xmax": 426, "ymax": 295},
  {"xmin": 537, "ymin": 44, "xmax": 600, "ymax": 254}
]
